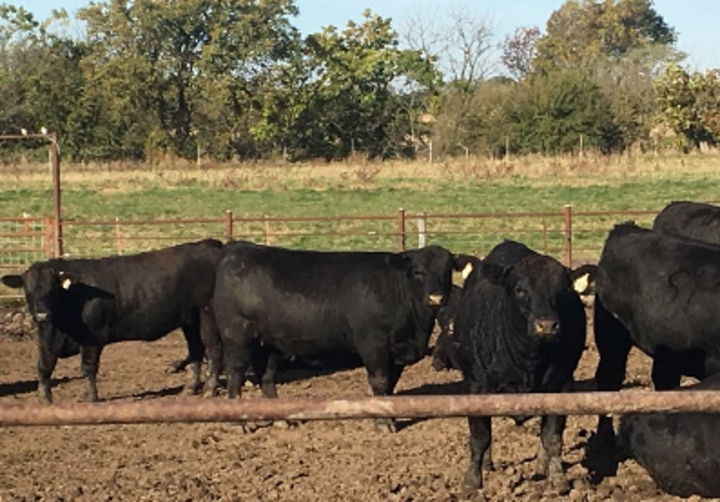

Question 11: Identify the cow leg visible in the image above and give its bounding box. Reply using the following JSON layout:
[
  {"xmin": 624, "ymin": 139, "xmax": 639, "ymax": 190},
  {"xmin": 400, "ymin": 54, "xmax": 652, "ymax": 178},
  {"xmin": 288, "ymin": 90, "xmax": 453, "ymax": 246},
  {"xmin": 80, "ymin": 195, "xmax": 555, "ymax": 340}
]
[
  {"xmin": 537, "ymin": 414, "xmax": 569, "ymax": 493},
  {"xmin": 464, "ymin": 416, "xmax": 492, "ymax": 490},
  {"xmin": 80, "ymin": 345, "xmax": 103, "ymax": 402},
  {"xmin": 365, "ymin": 358, "xmax": 402, "ymax": 433},
  {"xmin": 651, "ymin": 348, "xmax": 682, "ymax": 390},
  {"xmin": 37, "ymin": 343, "xmax": 58, "ymax": 403},
  {"xmin": 200, "ymin": 306, "xmax": 222, "ymax": 398},
  {"xmin": 222, "ymin": 327, "xmax": 253, "ymax": 400},
  {"xmin": 252, "ymin": 347, "xmax": 279, "ymax": 399},
  {"xmin": 180, "ymin": 321, "xmax": 205, "ymax": 395},
  {"xmin": 432, "ymin": 330, "xmax": 454, "ymax": 371},
  {"xmin": 587, "ymin": 297, "xmax": 632, "ymax": 477}
]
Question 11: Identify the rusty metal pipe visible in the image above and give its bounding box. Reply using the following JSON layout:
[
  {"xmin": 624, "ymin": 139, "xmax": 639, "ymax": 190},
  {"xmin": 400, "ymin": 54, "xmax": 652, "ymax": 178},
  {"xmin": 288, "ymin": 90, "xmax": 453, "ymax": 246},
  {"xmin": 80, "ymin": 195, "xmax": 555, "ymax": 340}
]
[{"xmin": 2, "ymin": 391, "xmax": 720, "ymax": 427}]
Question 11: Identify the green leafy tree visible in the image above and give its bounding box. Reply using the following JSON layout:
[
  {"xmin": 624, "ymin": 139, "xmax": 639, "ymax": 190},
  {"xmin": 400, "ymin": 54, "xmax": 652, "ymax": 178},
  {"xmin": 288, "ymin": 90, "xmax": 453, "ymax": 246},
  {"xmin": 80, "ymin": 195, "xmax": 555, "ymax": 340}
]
[
  {"xmin": 78, "ymin": 0, "xmax": 299, "ymax": 160},
  {"xmin": 0, "ymin": 5, "xmax": 91, "ymax": 160},
  {"xmin": 511, "ymin": 69, "xmax": 620, "ymax": 154},
  {"xmin": 259, "ymin": 10, "xmax": 441, "ymax": 160},
  {"xmin": 655, "ymin": 63, "xmax": 720, "ymax": 148},
  {"xmin": 535, "ymin": 0, "xmax": 678, "ymax": 72}
]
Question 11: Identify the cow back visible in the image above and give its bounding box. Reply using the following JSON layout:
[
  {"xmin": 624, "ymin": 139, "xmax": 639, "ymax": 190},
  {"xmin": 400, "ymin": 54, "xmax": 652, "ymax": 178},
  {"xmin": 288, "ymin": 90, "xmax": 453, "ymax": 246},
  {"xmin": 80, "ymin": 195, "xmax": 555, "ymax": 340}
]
[
  {"xmin": 213, "ymin": 243, "xmax": 451, "ymax": 365},
  {"xmin": 597, "ymin": 223, "xmax": 720, "ymax": 370},
  {"xmin": 45, "ymin": 239, "xmax": 224, "ymax": 344},
  {"xmin": 654, "ymin": 201, "xmax": 720, "ymax": 244}
]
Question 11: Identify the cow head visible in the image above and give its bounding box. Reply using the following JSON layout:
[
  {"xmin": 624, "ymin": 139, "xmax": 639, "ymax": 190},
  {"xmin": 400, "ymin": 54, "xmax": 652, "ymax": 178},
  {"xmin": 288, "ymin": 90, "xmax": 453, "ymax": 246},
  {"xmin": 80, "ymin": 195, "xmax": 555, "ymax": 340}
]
[
  {"xmin": 481, "ymin": 255, "xmax": 572, "ymax": 341},
  {"xmin": 402, "ymin": 246, "xmax": 461, "ymax": 310},
  {"xmin": 1, "ymin": 264, "xmax": 76, "ymax": 326}
]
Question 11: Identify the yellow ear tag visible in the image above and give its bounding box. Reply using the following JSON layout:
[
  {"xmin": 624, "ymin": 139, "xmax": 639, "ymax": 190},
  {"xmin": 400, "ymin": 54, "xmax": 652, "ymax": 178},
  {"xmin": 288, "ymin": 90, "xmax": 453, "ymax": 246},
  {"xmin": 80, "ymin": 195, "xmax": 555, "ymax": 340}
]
[
  {"xmin": 573, "ymin": 273, "xmax": 589, "ymax": 294},
  {"xmin": 461, "ymin": 263, "xmax": 474, "ymax": 281},
  {"xmin": 61, "ymin": 278, "xmax": 72, "ymax": 290}
]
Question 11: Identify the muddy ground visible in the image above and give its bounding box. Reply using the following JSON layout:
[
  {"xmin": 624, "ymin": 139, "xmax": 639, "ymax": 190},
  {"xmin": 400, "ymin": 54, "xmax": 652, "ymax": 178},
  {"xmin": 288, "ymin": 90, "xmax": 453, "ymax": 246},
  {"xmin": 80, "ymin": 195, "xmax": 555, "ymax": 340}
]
[{"xmin": 0, "ymin": 308, "xmax": 710, "ymax": 502}]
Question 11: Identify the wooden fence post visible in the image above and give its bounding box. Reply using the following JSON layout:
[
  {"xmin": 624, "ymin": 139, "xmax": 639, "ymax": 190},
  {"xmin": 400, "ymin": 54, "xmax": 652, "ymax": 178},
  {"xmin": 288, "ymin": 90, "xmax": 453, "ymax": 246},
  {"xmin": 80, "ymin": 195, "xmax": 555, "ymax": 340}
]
[
  {"xmin": 417, "ymin": 213, "xmax": 427, "ymax": 249},
  {"xmin": 397, "ymin": 208, "xmax": 406, "ymax": 252},
  {"xmin": 44, "ymin": 216, "xmax": 53, "ymax": 259},
  {"xmin": 224, "ymin": 210, "xmax": 233, "ymax": 242},
  {"xmin": 563, "ymin": 205, "xmax": 573, "ymax": 267},
  {"xmin": 115, "ymin": 217, "xmax": 122, "ymax": 255},
  {"xmin": 264, "ymin": 215, "xmax": 271, "ymax": 246}
]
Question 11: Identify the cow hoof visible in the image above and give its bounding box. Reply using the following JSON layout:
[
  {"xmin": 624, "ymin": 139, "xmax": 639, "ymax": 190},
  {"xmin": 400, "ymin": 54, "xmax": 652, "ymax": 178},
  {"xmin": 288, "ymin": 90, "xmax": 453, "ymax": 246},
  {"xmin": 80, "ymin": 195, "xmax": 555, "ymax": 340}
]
[
  {"xmin": 374, "ymin": 418, "xmax": 397, "ymax": 433},
  {"xmin": 202, "ymin": 388, "xmax": 219, "ymax": 399},
  {"xmin": 184, "ymin": 383, "xmax": 203, "ymax": 396},
  {"xmin": 463, "ymin": 469, "xmax": 483, "ymax": 490},
  {"xmin": 239, "ymin": 420, "xmax": 274, "ymax": 433},
  {"xmin": 583, "ymin": 433, "xmax": 619, "ymax": 479},
  {"xmin": 273, "ymin": 420, "xmax": 299, "ymax": 430},
  {"xmin": 167, "ymin": 359, "xmax": 187, "ymax": 374},
  {"xmin": 545, "ymin": 474, "xmax": 570, "ymax": 496}
]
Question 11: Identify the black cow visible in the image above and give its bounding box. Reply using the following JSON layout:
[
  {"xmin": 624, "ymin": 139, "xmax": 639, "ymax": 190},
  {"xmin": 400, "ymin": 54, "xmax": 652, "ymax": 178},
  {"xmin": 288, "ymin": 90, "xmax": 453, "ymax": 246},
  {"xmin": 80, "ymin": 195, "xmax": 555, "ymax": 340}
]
[
  {"xmin": 208, "ymin": 241, "xmax": 459, "ymax": 431},
  {"xmin": 619, "ymin": 373, "xmax": 720, "ymax": 498},
  {"xmin": 431, "ymin": 254, "xmax": 482, "ymax": 371},
  {"xmin": 654, "ymin": 200, "xmax": 720, "ymax": 243},
  {"xmin": 1, "ymin": 239, "xmax": 224, "ymax": 402},
  {"xmin": 452, "ymin": 240, "xmax": 586, "ymax": 491},
  {"xmin": 591, "ymin": 222, "xmax": 720, "ymax": 472}
]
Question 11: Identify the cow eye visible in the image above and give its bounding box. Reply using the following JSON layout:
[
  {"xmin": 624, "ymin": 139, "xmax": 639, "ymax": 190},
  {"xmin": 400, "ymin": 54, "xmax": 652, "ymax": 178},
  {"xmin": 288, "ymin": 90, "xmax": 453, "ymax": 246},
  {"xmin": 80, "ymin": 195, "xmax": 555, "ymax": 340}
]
[
  {"xmin": 514, "ymin": 287, "xmax": 527, "ymax": 300},
  {"xmin": 414, "ymin": 270, "xmax": 427, "ymax": 280}
]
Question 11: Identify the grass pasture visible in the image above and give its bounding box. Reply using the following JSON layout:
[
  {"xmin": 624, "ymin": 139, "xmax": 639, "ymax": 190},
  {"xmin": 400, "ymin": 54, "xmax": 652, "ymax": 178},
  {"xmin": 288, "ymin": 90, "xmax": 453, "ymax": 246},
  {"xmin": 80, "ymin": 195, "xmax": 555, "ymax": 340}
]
[{"xmin": 0, "ymin": 150, "xmax": 718, "ymax": 267}]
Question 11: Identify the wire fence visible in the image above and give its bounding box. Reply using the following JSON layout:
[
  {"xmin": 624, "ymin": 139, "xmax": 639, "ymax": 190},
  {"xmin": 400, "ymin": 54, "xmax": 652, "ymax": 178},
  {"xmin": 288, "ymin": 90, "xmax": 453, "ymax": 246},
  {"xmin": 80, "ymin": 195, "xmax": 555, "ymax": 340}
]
[{"xmin": 0, "ymin": 205, "xmax": 660, "ymax": 298}]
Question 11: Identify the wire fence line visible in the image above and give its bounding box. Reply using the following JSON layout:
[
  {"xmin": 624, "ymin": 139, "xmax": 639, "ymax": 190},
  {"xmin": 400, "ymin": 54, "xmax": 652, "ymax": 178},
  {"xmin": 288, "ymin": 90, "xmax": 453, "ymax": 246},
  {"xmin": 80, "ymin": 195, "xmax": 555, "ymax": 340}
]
[{"xmin": 0, "ymin": 205, "xmax": 660, "ymax": 298}]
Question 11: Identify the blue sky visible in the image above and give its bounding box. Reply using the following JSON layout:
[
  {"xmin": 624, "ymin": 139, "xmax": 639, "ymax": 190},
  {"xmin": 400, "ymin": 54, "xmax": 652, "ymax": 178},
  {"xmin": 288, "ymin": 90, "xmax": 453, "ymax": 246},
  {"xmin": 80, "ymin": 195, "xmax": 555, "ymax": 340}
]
[{"xmin": 14, "ymin": 0, "xmax": 720, "ymax": 71}]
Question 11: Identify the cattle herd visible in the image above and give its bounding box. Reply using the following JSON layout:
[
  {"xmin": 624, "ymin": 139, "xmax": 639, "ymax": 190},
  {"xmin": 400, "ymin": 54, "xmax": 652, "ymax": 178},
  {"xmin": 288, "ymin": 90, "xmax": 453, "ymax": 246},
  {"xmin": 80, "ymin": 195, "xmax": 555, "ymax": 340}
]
[{"xmin": 2, "ymin": 200, "xmax": 720, "ymax": 498}]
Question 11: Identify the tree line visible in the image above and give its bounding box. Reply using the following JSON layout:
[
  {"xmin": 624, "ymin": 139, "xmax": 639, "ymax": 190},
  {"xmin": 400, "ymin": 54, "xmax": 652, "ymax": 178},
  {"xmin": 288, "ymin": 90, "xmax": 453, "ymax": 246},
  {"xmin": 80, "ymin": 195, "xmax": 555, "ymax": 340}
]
[{"xmin": 0, "ymin": 0, "xmax": 718, "ymax": 163}]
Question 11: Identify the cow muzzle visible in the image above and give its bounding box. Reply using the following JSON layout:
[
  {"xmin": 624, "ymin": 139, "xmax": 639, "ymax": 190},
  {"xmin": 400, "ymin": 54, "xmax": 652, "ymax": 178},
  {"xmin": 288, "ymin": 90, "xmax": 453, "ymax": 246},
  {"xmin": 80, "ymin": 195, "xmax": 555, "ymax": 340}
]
[
  {"xmin": 428, "ymin": 294, "xmax": 444, "ymax": 307},
  {"xmin": 533, "ymin": 318, "xmax": 560, "ymax": 338}
]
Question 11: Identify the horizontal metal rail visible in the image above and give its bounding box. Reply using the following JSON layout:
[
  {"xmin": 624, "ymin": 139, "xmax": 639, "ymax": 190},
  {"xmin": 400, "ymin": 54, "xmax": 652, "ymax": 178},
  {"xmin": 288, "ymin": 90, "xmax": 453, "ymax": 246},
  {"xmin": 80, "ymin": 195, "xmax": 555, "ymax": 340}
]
[{"xmin": 1, "ymin": 391, "xmax": 719, "ymax": 427}]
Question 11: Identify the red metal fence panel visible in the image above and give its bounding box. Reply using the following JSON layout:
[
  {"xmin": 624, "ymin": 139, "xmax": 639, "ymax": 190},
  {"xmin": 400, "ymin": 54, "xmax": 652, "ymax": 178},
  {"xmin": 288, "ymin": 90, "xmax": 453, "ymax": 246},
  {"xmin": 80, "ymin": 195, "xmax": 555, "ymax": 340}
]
[{"xmin": 0, "ymin": 205, "xmax": 665, "ymax": 299}]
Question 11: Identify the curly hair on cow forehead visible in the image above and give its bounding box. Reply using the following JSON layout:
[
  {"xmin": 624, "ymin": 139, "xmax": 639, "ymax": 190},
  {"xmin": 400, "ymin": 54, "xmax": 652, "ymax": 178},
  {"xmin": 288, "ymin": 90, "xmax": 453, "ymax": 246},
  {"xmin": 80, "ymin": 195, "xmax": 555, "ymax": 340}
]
[{"xmin": 516, "ymin": 254, "xmax": 562, "ymax": 272}]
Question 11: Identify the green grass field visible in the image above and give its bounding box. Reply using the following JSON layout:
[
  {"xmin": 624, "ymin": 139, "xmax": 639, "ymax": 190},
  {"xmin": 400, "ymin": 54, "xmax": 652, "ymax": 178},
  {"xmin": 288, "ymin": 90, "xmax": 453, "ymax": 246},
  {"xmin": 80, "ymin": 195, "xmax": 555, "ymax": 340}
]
[{"xmin": 0, "ymin": 152, "xmax": 718, "ymax": 268}]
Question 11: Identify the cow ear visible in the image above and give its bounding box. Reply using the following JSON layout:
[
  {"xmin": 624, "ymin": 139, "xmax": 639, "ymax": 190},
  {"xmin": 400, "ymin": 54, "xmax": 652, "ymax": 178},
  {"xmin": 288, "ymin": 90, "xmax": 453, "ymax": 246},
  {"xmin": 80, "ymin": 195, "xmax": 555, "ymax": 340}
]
[
  {"xmin": 1, "ymin": 274, "xmax": 24, "ymax": 289},
  {"xmin": 481, "ymin": 263, "xmax": 511, "ymax": 285},
  {"xmin": 569, "ymin": 264, "xmax": 597, "ymax": 295},
  {"xmin": 57, "ymin": 271, "xmax": 74, "ymax": 290}
]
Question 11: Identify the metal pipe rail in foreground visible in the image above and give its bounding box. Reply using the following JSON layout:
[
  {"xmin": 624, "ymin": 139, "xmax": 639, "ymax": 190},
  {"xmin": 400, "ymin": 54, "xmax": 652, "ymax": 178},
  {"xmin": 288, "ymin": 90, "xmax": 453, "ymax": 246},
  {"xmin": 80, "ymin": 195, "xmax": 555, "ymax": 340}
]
[{"xmin": 2, "ymin": 391, "xmax": 720, "ymax": 427}]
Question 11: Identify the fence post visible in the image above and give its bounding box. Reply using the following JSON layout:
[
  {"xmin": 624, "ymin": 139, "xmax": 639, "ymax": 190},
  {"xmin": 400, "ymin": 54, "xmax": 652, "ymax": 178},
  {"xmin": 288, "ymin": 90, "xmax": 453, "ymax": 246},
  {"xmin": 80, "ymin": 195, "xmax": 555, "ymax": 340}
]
[
  {"xmin": 264, "ymin": 215, "xmax": 271, "ymax": 246},
  {"xmin": 417, "ymin": 213, "xmax": 427, "ymax": 249},
  {"xmin": 563, "ymin": 204, "xmax": 573, "ymax": 267},
  {"xmin": 115, "ymin": 217, "xmax": 122, "ymax": 255},
  {"xmin": 397, "ymin": 208, "xmax": 406, "ymax": 252},
  {"xmin": 43, "ymin": 216, "xmax": 53, "ymax": 259},
  {"xmin": 224, "ymin": 210, "xmax": 233, "ymax": 242},
  {"xmin": 49, "ymin": 132, "xmax": 63, "ymax": 257},
  {"xmin": 542, "ymin": 219, "xmax": 548, "ymax": 256}
]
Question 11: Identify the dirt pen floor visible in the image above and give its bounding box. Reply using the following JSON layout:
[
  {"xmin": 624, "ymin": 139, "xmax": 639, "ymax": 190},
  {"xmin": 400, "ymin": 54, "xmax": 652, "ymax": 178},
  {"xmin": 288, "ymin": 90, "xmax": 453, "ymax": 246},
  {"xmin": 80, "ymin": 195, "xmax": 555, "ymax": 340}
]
[{"xmin": 0, "ymin": 310, "xmax": 709, "ymax": 501}]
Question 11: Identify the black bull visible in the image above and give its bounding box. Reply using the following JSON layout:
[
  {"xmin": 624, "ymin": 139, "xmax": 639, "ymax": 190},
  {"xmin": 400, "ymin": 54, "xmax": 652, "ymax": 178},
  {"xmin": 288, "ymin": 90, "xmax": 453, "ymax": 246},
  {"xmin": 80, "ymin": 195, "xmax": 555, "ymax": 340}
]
[
  {"xmin": 619, "ymin": 373, "xmax": 720, "ymax": 498},
  {"xmin": 1, "ymin": 239, "xmax": 224, "ymax": 402},
  {"xmin": 590, "ymin": 222, "xmax": 720, "ymax": 476},
  {"xmin": 206, "ymin": 242, "xmax": 461, "ymax": 431},
  {"xmin": 452, "ymin": 240, "xmax": 586, "ymax": 491}
]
